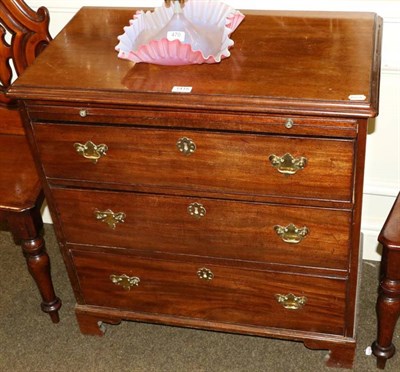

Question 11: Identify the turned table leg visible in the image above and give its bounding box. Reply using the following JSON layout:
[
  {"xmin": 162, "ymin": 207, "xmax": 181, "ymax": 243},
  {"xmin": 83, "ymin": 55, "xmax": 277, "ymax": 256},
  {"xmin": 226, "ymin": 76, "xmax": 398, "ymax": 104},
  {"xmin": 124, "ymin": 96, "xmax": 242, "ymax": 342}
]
[
  {"xmin": 371, "ymin": 254, "xmax": 400, "ymax": 369},
  {"xmin": 371, "ymin": 193, "xmax": 400, "ymax": 369},
  {"xmin": 372, "ymin": 283, "xmax": 400, "ymax": 369},
  {"xmin": 8, "ymin": 208, "xmax": 61, "ymax": 323}
]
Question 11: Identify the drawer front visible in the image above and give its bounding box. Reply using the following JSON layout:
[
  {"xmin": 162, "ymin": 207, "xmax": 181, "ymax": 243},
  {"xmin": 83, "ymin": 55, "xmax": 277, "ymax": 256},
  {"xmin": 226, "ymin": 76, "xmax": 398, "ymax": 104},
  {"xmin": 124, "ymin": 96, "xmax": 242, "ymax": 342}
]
[
  {"xmin": 27, "ymin": 104, "xmax": 358, "ymax": 138},
  {"xmin": 71, "ymin": 249, "xmax": 347, "ymax": 335},
  {"xmin": 53, "ymin": 188, "xmax": 351, "ymax": 270},
  {"xmin": 34, "ymin": 123, "xmax": 354, "ymax": 202}
]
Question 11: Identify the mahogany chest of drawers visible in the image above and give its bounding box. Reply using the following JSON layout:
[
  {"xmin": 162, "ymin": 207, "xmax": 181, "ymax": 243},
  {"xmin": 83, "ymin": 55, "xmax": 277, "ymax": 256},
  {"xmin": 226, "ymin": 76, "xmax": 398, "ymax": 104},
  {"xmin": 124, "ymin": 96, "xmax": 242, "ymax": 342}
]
[{"xmin": 10, "ymin": 7, "xmax": 382, "ymax": 369}]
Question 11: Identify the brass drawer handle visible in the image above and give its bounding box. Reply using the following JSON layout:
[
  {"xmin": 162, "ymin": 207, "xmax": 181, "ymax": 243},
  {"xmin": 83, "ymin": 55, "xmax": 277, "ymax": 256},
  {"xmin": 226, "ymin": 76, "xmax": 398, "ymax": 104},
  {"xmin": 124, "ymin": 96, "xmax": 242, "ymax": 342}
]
[
  {"xmin": 268, "ymin": 153, "xmax": 307, "ymax": 175},
  {"xmin": 94, "ymin": 209, "xmax": 126, "ymax": 229},
  {"xmin": 197, "ymin": 268, "xmax": 214, "ymax": 281},
  {"xmin": 274, "ymin": 223, "xmax": 309, "ymax": 244},
  {"xmin": 275, "ymin": 293, "xmax": 307, "ymax": 310},
  {"xmin": 110, "ymin": 274, "xmax": 140, "ymax": 291},
  {"xmin": 177, "ymin": 137, "xmax": 196, "ymax": 155},
  {"xmin": 188, "ymin": 202, "xmax": 206, "ymax": 219},
  {"xmin": 74, "ymin": 140, "xmax": 108, "ymax": 163}
]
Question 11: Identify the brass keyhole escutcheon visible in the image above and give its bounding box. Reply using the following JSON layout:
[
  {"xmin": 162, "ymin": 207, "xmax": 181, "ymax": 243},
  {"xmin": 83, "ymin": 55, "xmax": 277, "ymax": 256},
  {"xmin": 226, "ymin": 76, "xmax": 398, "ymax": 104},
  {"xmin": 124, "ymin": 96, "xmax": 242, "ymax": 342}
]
[
  {"xmin": 177, "ymin": 137, "xmax": 196, "ymax": 155},
  {"xmin": 197, "ymin": 268, "xmax": 214, "ymax": 281},
  {"xmin": 188, "ymin": 202, "xmax": 206, "ymax": 219},
  {"xmin": 74, "ymin": 140, "xmax": 108, "ymax": 164}
]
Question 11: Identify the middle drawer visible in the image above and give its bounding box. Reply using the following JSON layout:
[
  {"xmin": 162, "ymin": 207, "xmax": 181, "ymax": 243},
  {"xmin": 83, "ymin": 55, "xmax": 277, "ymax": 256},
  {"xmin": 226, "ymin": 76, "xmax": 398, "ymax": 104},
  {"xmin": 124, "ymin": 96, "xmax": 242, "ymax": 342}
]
[{"xmin": 52, "ymin": 188, "xmax": 351, "ymax": 270}]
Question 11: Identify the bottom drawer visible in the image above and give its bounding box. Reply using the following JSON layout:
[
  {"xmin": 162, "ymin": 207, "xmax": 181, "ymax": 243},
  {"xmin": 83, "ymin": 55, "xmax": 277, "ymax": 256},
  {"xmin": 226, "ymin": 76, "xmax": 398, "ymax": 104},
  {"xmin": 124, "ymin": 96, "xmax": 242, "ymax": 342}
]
[{"xmin": 72, "ymin": 249, "xmax": 347, "ymax": 335}]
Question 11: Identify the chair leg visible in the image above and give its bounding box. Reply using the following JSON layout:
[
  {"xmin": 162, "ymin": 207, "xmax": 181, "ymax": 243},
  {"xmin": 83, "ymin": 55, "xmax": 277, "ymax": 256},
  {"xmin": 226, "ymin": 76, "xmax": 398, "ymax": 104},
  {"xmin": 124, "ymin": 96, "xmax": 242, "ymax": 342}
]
[{"xmin": 8, "ymin": 207, "xmax": 61, "ymax": 323}]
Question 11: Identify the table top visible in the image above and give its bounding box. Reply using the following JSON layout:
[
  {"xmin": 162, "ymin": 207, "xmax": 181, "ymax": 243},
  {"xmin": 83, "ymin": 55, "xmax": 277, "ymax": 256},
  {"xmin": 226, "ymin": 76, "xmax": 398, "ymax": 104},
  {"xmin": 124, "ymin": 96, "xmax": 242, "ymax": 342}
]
[{"xmin": 9, "ymin": 7, "xmax": 382, "ymax": 117}]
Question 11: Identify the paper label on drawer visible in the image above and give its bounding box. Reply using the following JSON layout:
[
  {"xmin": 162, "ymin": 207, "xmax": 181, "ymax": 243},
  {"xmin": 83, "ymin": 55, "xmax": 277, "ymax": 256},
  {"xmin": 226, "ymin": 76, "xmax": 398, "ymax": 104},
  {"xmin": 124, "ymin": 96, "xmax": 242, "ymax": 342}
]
[
  {"xmin": 167, "ymin": 31, "xmax": 185, "ymax": 42},
  {"xmin": 348, "ymin": 94, "xmax": 367, "ymax": 101},
  {"xmin": 172, "ymin": 86, "xmax": 193, "ymax": 93}
]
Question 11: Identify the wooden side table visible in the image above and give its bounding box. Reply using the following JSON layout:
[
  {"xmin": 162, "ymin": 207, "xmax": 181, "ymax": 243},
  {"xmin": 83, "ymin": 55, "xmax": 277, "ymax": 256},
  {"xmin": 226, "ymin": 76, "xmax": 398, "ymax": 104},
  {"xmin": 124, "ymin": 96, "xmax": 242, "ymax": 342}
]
[{"xmin": 372, "ymin": 193, "xmax": 400, "ymax": 369}]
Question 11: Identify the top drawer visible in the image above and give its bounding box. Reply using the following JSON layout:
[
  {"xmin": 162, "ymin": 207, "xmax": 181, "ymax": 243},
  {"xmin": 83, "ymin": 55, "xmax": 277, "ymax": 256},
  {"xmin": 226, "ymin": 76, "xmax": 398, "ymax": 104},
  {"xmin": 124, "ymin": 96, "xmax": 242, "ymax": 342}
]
[{"xmin": 33, "ymin": 123, "xmax": 355, "ymax": 202}]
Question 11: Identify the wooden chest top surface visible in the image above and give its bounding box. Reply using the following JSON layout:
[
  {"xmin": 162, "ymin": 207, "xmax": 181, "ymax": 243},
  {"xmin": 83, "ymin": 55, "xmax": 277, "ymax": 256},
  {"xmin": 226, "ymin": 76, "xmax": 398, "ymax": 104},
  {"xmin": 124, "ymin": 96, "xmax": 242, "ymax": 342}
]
[{"xmin": 9, "ymin": 7, "xmax": 382, "ymax": 117}]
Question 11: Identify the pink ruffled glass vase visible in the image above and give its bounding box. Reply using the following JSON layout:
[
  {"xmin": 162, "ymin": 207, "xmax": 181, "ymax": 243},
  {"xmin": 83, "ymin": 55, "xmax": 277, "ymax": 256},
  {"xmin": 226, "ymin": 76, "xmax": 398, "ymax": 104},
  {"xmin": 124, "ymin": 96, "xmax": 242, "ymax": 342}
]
[{"xmin": 115, "ymin": 0, "xmax": 245, "ymax": 66}]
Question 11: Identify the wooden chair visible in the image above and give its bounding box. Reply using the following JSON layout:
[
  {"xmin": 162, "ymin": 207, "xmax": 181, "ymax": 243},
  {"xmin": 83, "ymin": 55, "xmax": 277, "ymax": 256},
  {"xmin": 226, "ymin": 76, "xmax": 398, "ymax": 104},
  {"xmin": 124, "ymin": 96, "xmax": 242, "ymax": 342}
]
[
  {"xmin": 0, "ymin": 0, "xmax": 61, "ymax": 323},
  {"xmin": 372, "ymin": 192, "xmax": 400, "ymax": 368}
]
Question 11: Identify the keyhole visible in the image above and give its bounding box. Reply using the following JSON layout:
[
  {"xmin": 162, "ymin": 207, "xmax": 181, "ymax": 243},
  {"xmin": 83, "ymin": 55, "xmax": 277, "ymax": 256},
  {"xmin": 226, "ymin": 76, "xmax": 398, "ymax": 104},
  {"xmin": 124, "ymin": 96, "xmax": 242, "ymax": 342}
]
[
  {"xmin": 177, "ymin": 137, "xmax": 196, "ymax": 155},
  {"xmin": 188, "ymin": 202, "xmax": 206, "ymax": 219}
]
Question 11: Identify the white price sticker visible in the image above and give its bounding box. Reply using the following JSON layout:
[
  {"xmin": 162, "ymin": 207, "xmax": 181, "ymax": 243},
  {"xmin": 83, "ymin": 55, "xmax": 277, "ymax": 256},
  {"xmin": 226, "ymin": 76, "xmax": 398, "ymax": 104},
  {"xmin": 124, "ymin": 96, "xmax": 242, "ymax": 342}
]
[
  {"xmin": 172, "ymin": 86, "xmax": 193, "ymax": 93},
  {"xmin": 167, "ymin": 31, "xmax": 185, "ymax": 42},
  {"xmin": 348, "ymin": 94, "xmax": 367, "ymax": 101}
]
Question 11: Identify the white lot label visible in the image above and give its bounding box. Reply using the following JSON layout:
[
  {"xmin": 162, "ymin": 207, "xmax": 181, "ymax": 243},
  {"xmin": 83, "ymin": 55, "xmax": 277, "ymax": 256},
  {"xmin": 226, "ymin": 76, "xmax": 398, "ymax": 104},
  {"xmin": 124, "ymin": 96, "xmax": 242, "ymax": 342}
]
[
  {"xmin": 172, "ymin": 86, "xmax": 193, "ymax": 93},
  {"xmin": 348, "ymin": 94, "xmax": 367, "ymax": 101},
  {"xmin": 167, "ymin": 31, "xmax": 185, "ymax": 42}
]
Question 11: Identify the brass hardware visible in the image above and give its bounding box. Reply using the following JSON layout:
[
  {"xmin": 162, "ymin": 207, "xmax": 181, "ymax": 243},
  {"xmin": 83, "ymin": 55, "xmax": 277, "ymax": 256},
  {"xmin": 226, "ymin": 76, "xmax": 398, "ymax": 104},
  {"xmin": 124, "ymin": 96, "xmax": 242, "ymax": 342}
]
[
  {"xmin": 268, "ymin": 153, "xmax": 307, "ymax": 175},
  {"xmin": 74, "ymin": 141, "xmax": 108, "ymax": 164},
  {"xmin": 94, "ymin": 209, "xmax": 126, "ymax": 229},
  {"xmin": 79, "ymin": 109, "xmax": 88, "ymax": 117},
  {"xmin": 275, "ymin": 293, "xmax": 307, "ymax": 310},
  {"xmin": 197, "ymin": 268, "xmax": 214, "ymax": 281},
  {"xmin": 110, "ymin": 274, "xmax": 140, "ymax": 291},
  {"xmin": 284, "ymin": 118, "xmax": 294, "ymax": 129},
  {"xmin": 188, "ymin": 202, "xmax": 206, "ymax": 219},
  {"xmin": 177, "ymin": 137, "xmax": 196, "ymax": 155},
  {"xmin": 274, "ymin": 223, "xmax": 309, "ymax": 244}
]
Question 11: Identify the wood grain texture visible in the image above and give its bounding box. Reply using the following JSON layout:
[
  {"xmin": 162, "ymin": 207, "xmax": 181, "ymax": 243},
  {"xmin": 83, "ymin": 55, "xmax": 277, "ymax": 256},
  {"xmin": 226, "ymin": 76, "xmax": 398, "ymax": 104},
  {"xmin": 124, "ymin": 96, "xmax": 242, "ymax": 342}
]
[
  {"xmin": 72, "ymin": 249, "xmax": 347, "ymax": 335},
  {"xmin": 34, "ymin": 123, "xmax": 355, "ymax": 202},
  {"xmin": 8, "ymin": 8, "xmax": 382, "ymax": 118},
  {"xmin": 27, "ymin": 104, "xmax": 359, "ymax": 138},
  {"xmin": 52, "ymin": 187, "xmax": 352, "ymax": 271},
  {"xmin": 0, "ymin": 0, "xmax": 51, "ymax": 104},
  {"xmin": 0, "ymin": 135, "xmax": 41, "ymax": 211},
  {"xmin": 10, "ymin": 7, "xmax": 383, "ymax": 368},
  {"xmin": 372, "ymin": 193, "xmax": 400, "ymax": 369},
  {"xmin": 379, "ymin": 193, "xmax": 400, "ymax": 254},
  {"xmin": 0, "ymin": 0, "xmax": 59, "ymax": 322}
]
